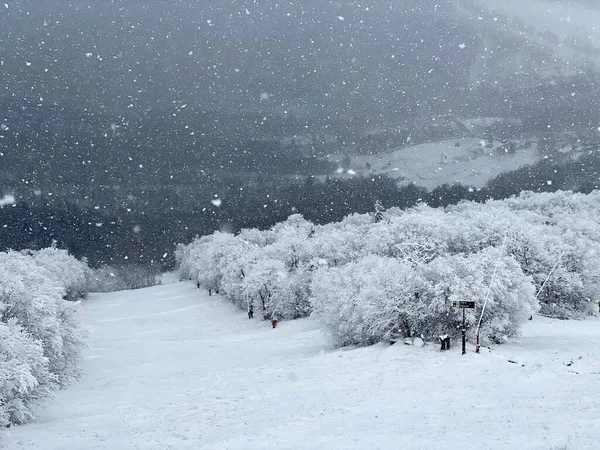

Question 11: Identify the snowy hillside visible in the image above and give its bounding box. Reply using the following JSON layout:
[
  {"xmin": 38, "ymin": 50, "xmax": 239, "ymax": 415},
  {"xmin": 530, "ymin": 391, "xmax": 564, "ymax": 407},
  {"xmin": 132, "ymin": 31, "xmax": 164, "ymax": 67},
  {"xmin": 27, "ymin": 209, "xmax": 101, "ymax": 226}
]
[
  {"xmin": 465, "ymin": 0, "xmax": 600, "ymax": 75},
  {"xmin": 330, "ymin": 138, "xmax": 539, "ymax": 189},
  {"xmin": 4, "ymin": 281, "xmax": 599, "ymax": 449},
  {"xmin": 479, "ymin": 0, "xmax": 600, "ymax": 44}
]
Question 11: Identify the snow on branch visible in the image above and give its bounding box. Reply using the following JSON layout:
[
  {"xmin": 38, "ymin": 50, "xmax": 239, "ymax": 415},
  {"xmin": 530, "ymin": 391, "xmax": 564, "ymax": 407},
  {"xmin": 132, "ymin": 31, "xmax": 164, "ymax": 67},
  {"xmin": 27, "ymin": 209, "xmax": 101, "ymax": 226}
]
[
  {"xmin": 177, "ymin": 191, "xmax": 600, "ymax": 346},
  {"xmin": 0, "ymin": 248, "xmax": 90, "ymax": 426}
]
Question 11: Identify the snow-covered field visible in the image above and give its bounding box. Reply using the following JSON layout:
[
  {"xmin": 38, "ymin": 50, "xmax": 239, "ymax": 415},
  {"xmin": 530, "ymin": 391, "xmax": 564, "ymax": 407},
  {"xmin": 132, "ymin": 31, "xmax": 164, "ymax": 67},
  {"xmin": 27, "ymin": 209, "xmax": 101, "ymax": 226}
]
[
  {"xmin": 4, "ymin": 281, "xmax": 600, "ymax": 450},
  {"xmin": 331, "ymin": 138, "xmax": 539, "ymax": 190}
]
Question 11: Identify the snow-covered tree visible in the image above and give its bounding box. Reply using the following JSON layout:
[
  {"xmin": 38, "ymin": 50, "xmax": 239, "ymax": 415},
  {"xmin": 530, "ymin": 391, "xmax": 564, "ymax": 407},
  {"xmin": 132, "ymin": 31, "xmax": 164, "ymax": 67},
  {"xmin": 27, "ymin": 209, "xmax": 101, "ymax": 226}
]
[
  {"xmin": 0, "ymin": 319, "xmax": 55, "ymax": 427},
  {"xmin": 311, "ymin": 255, "xmax": 417, "ymax": 346},
  {"xmin": 176, "ymin": 189, "xmax": 600, "ymax": 340},
  {"xmin": 31, "ymin": 244, "xmax": 89, "ymax": 300},
  {"xmin": 415, "ymin": 249, "xmax": 537, "ymax": 344},
  {"xmin": 0, "ymin": 248, "xmax": 88, "ymax": 426},
  {"xmin": 242, "ymin": 258, "xmax": 287, "ymax": 320},
  {"xmin": 311, "ymin": 250, "xmax": 537, "ymax": 347}
]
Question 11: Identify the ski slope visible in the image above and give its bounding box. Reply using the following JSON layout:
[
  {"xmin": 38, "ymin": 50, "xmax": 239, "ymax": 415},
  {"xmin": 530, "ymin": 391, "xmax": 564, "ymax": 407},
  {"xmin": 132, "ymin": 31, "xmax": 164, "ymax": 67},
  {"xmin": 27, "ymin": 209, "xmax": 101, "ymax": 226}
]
[{"xmin": 3, "ymin": 281, "xmax": 600, "ymax": 450}]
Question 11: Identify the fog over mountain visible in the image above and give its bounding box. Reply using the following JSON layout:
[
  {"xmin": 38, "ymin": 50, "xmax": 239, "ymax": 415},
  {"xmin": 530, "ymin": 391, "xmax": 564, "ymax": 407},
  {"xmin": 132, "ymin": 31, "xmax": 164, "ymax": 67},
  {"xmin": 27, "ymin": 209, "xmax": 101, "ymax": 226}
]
[
  {"xmin": 2, "ymin": 0, "xmax": 599, "ymax": 118},
  {"xmin": 1, "ymin": 0, "xmax": 600, "ymax": 267}
]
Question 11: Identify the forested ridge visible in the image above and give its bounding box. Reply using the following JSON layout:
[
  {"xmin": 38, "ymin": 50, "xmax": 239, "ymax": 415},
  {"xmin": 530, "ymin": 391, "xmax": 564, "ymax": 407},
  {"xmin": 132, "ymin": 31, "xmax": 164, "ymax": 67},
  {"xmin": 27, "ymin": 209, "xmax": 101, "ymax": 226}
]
[{"xmin": 3, "ymin": 148, "xmax": 599, "ymax": 268}]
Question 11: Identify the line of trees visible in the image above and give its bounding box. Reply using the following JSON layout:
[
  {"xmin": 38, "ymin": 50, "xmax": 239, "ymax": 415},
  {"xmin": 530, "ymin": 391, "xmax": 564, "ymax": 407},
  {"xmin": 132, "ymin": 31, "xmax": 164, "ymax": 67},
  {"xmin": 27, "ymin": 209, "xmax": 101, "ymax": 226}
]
[
  {"xmin": 4, "ymin": 146, "xmax": 600, "ymax": 269},
  {"xmin": 177, "ymin": 190, "xmax": 600, "ymax": 347}
]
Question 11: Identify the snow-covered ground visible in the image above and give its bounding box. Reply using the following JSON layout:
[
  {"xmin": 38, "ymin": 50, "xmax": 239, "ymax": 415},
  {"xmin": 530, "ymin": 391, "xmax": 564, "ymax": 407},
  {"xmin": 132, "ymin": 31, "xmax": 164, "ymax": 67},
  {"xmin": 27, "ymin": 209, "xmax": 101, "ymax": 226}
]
[
  {"xmin": 4, "ymin": 281, "xmax": 600, "ymax": 449},
  {"xmin": 331, "ymin": 138, "xmax": 539, "ymax": 190}
]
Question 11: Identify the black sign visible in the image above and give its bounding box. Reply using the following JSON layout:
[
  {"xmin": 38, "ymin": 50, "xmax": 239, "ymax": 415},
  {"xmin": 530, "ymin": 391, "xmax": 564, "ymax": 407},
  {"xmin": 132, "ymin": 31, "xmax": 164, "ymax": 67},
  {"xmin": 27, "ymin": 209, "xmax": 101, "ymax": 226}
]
[{"xmin": 453, "ymin": 301, "xmax": 476, "ymax": 309}]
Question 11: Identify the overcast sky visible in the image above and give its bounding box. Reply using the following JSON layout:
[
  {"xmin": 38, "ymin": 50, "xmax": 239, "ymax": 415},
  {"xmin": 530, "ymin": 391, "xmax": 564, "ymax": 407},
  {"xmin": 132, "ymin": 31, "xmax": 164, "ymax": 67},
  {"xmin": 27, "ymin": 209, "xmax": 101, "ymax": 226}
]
[{"xmin": 1, "ymin": 0, "xmax": 598, "ymax": 121}]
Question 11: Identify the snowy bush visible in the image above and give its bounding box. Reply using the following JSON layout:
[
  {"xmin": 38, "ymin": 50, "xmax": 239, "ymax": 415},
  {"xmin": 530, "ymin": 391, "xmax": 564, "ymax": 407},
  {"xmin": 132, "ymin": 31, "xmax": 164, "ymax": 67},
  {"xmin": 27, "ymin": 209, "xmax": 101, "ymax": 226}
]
[
  {"xmin": 174, "ymin": 243, "xmax": 193, "ymax": 280},
  {"xmin": 179, "ymin": 215, "xmax": 316, "ymax": 320},
  {"xmin": 311, "ymin": 250, "xmax": 537, "ymax": 347},
  {"xmin": 0, "ymin": 319, "xmax": 55, "ymax": 427},
  {"xmin": 311, "ymin": 255, "xmax": 416, "ymax": 346},
  {"xmin": 185, "ymin": 232, "xmax": 243, "ymax": 294},
  {"xmin": 0, "ymin": 249, "xmax": 88, "ymax": 426},
  {"xmin": 415, "ymin": 249, "xmax": 537, "ymax": 344},
  {"xmin": 30, "ymin": 244, "xmax": 89, "ymax": 300},
  {"xmin": 242, "ymin": 258, "xmax": 288, "ymax": 319},
  {"xmin": 447, "ymin": 193, "xmax": 600, "ymax": 318},
  {"xmin": 177, "ymin": 190, "xmax": 600, "ymax": 342}
]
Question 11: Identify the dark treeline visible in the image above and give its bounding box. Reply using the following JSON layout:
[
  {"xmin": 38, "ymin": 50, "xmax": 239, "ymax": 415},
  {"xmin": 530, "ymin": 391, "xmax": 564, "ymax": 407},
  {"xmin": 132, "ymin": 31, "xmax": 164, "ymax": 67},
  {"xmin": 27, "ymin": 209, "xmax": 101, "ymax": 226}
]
[
  {"xmin": 0, "ymin": 106, "xmax": 336, "ymax": 188},
  {"xmin": 2, "ymin": 149, "xmax": 599, "ymax": 269}
]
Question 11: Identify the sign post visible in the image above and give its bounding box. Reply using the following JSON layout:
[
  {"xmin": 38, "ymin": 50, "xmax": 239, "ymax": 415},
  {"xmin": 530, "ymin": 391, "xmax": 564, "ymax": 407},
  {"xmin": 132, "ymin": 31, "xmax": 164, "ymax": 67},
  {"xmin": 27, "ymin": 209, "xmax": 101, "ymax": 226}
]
[
  {"xmin": 462, "ymin": 307, "xmax": 466, "ymax": 355},
  {"xmin": 453, "ymin": 301, "xmax": 475, "ymax": 355}
]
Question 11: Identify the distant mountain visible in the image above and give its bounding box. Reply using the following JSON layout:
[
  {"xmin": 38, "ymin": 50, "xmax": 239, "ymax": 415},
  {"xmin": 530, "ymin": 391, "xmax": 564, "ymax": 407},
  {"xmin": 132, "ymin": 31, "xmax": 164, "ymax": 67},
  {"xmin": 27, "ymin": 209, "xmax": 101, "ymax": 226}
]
[
  {"xmin": 2, "ymin": 0, "xmax": 600, "ymax": 204},
  {"xmin": 3, "ymin": 0, "xmax": 600, "ymax": 270},
  {"xmin": 1, "ymin": 0, "xmax": 599, "ymax": 126}
]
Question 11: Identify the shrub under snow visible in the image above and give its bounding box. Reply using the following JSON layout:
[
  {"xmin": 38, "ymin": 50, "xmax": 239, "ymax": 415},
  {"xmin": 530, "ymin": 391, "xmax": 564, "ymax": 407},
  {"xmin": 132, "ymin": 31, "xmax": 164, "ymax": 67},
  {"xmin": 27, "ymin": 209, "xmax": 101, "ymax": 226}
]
[
  {"xmin": 311, "ymin": 255, "xmax": 416, "ymax": 346},
  {"xmin": 30, "ymin": 245, "xmax": 88, "ymax": 300},
  {"xmin": 0, "ymin": 319, "xmax": 54, "ymax": 427},
  {"xmin": 0, "ymin": 249, "xmax": 88, "ymax": 426},
  {"xmin": 176, "ymin": 190, "xmax": 600, "ymax": 347},
  {"xmin": 311, "ymin": 249, "xmax": 537, "ymax": 346}
]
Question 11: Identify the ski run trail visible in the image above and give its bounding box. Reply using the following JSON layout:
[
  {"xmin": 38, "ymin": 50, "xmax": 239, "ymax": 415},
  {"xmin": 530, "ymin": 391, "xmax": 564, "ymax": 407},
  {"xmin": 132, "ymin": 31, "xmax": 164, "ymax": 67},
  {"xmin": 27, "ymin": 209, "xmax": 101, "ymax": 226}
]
[{"xmin": 3, "ymin": 280, "xmax": 600, "ymax": 450}]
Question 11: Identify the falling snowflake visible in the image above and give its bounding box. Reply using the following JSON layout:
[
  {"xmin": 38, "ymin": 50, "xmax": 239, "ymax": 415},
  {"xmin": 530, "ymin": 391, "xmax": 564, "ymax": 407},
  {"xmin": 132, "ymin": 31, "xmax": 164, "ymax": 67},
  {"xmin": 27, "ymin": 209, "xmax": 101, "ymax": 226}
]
[{"xmin": 0, "ymin": 194, "xmax": 15, "ymax": 207}]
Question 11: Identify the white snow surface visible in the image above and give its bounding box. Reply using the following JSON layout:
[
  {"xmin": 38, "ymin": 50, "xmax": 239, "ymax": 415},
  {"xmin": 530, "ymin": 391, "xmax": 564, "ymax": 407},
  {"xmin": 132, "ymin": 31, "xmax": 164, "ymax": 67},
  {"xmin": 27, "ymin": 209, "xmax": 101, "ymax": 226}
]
[
  {"xmin": 4, "ymin": 281, "xmax": 600, "ymax": 449},
  {"xmin": 331, "ymin": 138, "xmax": 538, "ymax": 190}
]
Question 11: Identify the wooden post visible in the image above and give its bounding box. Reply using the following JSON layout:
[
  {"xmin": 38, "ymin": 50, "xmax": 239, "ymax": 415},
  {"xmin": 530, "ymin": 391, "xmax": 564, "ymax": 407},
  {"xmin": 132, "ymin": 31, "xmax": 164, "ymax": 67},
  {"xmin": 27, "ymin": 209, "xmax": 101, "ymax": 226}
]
[
  {"xmin": 453, "ymin": 301, "xmax": 474, "ymax": 355},
  {"xmin": 462, "ymin": 307, "xmax": 466, "ymax": 355}
]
